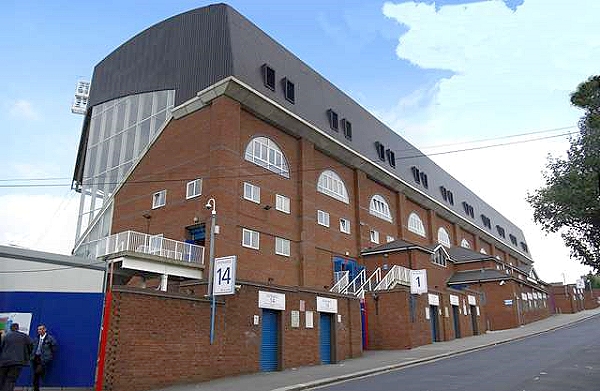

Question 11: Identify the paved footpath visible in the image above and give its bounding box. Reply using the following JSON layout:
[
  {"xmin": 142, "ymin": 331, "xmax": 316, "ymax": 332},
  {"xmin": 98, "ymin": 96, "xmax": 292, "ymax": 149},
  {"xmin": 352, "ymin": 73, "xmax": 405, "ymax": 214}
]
[{"xmin": 156, "ymin": 308, "xmax": 600, "ymax": 391}]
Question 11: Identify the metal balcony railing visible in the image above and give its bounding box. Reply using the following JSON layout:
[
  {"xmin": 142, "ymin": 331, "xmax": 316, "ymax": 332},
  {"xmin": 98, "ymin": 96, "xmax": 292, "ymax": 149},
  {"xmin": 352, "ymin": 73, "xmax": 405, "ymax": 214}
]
[
  {"xmin": 374, "ymin": 265, "xmax": 411, "ymax": 291},
  {"xmin": 95, "ymin": 230, "xmax": 205, "ymax": 265}
]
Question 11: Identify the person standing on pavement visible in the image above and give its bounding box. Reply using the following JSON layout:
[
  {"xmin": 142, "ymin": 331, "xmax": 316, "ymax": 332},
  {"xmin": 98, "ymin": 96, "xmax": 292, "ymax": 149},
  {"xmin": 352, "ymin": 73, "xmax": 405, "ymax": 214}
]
[
  {"xmin": 0, "ymin": 323, "xmax": 33, "ymax": 391},
  {"xmin": 31, "ymin": 324, "xmax": 57, "ymax": 391}
]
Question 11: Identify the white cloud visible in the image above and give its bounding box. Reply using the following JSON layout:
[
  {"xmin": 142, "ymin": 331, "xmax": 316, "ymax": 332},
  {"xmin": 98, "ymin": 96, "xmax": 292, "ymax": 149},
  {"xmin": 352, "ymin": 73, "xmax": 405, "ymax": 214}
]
[
  {"xmin": 0, "ymin": 193, "xmax": 78, "ymax": 255},
  {"xmin": 9, "ymin": 99, "xmax": 39, "ymax": 120},
  {"xmin": 380, "ymin": 0, "xmax": 600, "ymax": 283}
]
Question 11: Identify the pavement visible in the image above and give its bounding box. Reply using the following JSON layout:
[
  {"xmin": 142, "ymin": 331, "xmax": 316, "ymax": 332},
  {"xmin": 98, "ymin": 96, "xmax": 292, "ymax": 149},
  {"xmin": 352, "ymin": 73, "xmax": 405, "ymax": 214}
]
[{"xmin": 156, "ymin": 308, "xmax": 600, "ymax": 391}]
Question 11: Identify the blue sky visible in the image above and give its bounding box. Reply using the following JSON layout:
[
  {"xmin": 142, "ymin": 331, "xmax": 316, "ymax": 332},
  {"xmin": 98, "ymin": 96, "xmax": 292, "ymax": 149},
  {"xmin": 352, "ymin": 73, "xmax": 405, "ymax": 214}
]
[{"xmin": 1, "ymin": 0, "xmax": 599, "ymax": 283}]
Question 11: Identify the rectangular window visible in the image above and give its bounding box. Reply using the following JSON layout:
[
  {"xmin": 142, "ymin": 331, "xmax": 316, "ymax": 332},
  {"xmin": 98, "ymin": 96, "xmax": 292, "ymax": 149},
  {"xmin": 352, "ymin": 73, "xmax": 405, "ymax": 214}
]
[
  {"xmin": 283, "ymin": 77, "xmax": 295, "ymax": 103},
  {"xmin": 341, "ymin": 118, "xmax": 352, "ymax": 140},
  {"xmin": 186, "ymin": 179, "xmax": 202, "ymax": 199},
  {"xmin": 340, "ymin": 218, "xmax": 351, "ymax": 234},
  {"xmin": 386, "ymin": 149, "xmax": 396, "ymax": 168},
  {"xmin": 317, "ymin": 210, "xmax": 330, "ymax": 227},
  {"xmin": 243, "ymin": 182, "xmax": 260, "ymax": 204},
  {"xmin": 275, "ymin": 237, "xmax": 290, "ymax": 257},
  {"xmin": 242, "ymin": 228, "xmax": 260, "ymax": 249},
  {"xmin": 152, "ymin": 190, "xmax": 166, "ymax": 209},
  {"xmin": 262, "ymin": 64, "xmax": 275, "ymax": 91},
  {"xmin": 420, "ymin": 172, "xmax": 429, "ymax": 188},
  {"xmin": 375, "ymin": 142, "xmax": 385, "ymax": 161},
  {"xmin": 275, "ymin": 194, "xmax": 290, "ymax": 214},
  {"xmin": 386, "ymin": 235, "xmax": 395, "ymax": 243},
  {"xmin": 447, "ymin": 191, "xmax": 454, "ymax": 205},
  {"xmin": 327, "ymin": 109, "xmax": 339, "ymax": 131},
  {"xmin": 370, "ymin": 229, "xmax": 379, "ymax": 244},
  {"xmin": 411, "ymin": 166, "xmax": 421, "ymax": 184}
]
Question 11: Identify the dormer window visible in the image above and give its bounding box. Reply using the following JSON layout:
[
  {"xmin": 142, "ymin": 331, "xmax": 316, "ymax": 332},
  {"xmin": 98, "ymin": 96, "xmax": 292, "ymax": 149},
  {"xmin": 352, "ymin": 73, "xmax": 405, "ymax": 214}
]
[
  {"xmin": 386, "ymin": 149, "xmax": 396, "ymax": 168},
  {"xmin": 262, "ymin": 64, "xmax": 276, "ymax": 91},
  {"xmin": 283, "ymin": 77, "xmax": 295, "ymax": 103},
  {"xmin": 375, "ymin": 142, "xmax": 385, "ymax": 161},
  {"xmin": 341, "ymin": 118, "xmax": 352, "ymax": 140},
  {"xmin": 327, "ymin": 109, "xmax": 339, "ymax": 131}
]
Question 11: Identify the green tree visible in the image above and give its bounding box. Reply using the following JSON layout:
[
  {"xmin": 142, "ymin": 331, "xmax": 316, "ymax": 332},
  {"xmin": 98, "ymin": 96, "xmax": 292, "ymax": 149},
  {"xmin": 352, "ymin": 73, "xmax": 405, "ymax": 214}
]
[{"xmin": 527, "ymin": 75, "xmax": 600, "ymax": 270}]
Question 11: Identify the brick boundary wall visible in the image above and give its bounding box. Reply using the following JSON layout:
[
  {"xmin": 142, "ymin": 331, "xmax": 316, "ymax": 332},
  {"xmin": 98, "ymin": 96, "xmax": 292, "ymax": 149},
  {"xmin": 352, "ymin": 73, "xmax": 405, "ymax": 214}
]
[{"xmin": 102, "ymin": 284, "xmax": 361, "ymax": 391}]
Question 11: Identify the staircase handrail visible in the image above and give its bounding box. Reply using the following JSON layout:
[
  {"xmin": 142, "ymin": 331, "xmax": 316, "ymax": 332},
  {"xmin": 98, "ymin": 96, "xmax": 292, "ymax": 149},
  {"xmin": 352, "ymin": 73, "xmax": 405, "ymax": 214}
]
[{"xmin": 330, "ymin": 271, "xmax": 350, "ymax": 294}]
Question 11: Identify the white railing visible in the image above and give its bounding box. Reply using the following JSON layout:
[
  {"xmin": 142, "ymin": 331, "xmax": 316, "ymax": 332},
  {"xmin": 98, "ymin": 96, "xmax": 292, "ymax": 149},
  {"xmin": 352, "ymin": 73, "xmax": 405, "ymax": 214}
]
[
  {"xmin": 330, "ymin": 271, "xmax": 350, "ymax": 294},
  {"xmin": 355, "ymin": 268, "xmax": 383, "ymax": 299},
  {"xmin": 343, "ymin": 269, "xmax": 367, "ymax": 295},
  {"xmin": 95, "ymin": 230, "xmax": 205, "ymax": 265},
  {"xmin": 374, "ymin": 265, "xmax": 411, "ymax": 291}
]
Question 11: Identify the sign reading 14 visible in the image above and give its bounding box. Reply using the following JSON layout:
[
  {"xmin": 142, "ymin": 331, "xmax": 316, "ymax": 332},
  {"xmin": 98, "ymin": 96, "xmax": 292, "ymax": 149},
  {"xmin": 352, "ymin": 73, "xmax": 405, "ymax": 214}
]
[{"xmin": 213, "ymin": 256, "xmax": 237, "ymax": 296}]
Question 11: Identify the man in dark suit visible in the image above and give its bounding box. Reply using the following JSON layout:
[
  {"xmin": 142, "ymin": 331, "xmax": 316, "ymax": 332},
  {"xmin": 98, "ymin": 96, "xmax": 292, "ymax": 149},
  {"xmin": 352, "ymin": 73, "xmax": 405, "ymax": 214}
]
[
  {"xmin": 0, "ymin": 323, "xmax": 33, "ymax": 391},
  {"xmin": 31, "ymin": 324, "xmax": 57, "ymax": 391}
]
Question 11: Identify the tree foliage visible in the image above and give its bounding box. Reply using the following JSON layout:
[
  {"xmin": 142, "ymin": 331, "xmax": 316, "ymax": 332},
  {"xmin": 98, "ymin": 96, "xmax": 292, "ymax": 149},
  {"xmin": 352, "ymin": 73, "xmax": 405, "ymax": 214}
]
[{"xmin": 527, "ymin": 75, "xmax": 600, "ymax": 271}]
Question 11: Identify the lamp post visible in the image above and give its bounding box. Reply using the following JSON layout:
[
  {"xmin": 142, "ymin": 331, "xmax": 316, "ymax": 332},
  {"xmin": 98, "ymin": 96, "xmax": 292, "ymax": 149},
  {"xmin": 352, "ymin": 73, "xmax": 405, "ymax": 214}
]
[{"xmin": 205, "ymin": 198, "xmax": 217, "ymax": 344}]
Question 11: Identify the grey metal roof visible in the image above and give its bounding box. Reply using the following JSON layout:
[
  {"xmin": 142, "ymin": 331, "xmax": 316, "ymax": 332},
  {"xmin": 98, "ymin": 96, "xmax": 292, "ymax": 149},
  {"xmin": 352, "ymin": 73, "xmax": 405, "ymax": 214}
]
[
  {"xmin": 0, "ymin": 245, "xmax": 105, "ymax": 271},
  {"xmin": 447, "ymin": 269, "xmax": 508, "ymax": 284},
  {"xmin": 74, "ymin": 3, "xmax": 531, "ymax": 260},
  {"xmin": 361, "ymin": 239, "xmax": 433, "ymax": 256},
  {"xmin": 447, "ymin": 246, "xmax": 494, "ymax": 262}
]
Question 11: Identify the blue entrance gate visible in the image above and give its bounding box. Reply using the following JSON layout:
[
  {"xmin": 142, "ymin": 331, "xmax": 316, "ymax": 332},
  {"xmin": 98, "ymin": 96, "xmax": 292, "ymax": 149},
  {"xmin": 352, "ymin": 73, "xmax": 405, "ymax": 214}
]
[
  {"xmin": 260, "ymin": 309, "xmax": 279, "ymax": 371},
  {"xmin": 320, "ymin": 313, "xmax": 332, "ymax": 364}
]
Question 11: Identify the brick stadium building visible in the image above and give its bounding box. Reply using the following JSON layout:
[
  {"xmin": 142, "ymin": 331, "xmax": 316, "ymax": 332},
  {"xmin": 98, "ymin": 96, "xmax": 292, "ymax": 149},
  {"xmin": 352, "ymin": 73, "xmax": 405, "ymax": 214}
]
[{"xmin": 71, "ymin": 4, "xmax": 551, "ymax": 390}]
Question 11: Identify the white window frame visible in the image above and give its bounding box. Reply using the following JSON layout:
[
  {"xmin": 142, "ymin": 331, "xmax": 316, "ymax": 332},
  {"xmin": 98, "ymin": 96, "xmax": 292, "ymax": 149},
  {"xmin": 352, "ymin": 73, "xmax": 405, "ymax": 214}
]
[
  {"xmin": 370, "ymin": 229, "xmax": 380, "ymax": 244},
  {"xmin": 186, "ymin": 178, "xmax": 202, "ymax": 199},
  {"xmin": 369, "ymin": 195, "xmax": 393, "ymax": 222},
  {"xmin": 407, "ymin": 212, "xmax": 426, "ymax": 237},
  {"xmin": 386, "ymin": 235, "xmax": 395, "ymax": 243},
  {"xmin": 275, "ymin": 194, "xmax": 290, "ymax": 214},
  {"xmin": 432, "ymin": 247, "xmax": 448, "ymax": 267},
  {"xmin": 275, "ymin": 237, "xmax": 290, "ymax": 257},
  {"xmin": 317, "ymin": 170, "xmax": 349, "ymax": 204},
  {"xmin": 437, "ymin": 227, "xmax": 451, "ymax": 248},
  {"xmin": 243, "ymin": 182, "xmax": 260, "ymax": 204},
  {"xmin": 460, "ymin": 238, "xmax": 471, "ymax": 249},
  {"xmin": 480, "ymin": 248, "xmax": 488, "ymax": 254},
  {"xmin": 242, "ymin": 228, "xmax": 259, "ymax": 250},
  {"xmin": 244, "ymin": 136, "xmax": 290, "ymax": 178},
  {"xmin": 339, "ymin": 218, "xmax": 351, "ymax": 234},
  {"xmin": 317, "ymin": 210, "xmax": 330, "ymax": 227},
  {"xmin": 152, "ymin": 190, "xmax": 166, "ymax": 209}
]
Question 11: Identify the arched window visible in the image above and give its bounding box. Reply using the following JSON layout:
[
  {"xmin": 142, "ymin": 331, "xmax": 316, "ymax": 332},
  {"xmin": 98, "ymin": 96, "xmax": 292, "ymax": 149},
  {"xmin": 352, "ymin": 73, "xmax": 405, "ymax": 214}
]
[
  {"xmin": 480, "ymin": 248, "xmax": 487, "ymax": 254},
  {"xmin": 460, "ymin": 238, "xmax": 471, "ymax": 249},
  {"xmin": 244, "ymin": 136, "xmax": 289, "ymax": 178},
  {"xmin": 369, "ymin": 195, "xmax": 392, "ymax": 222},
  {"xmin": 317, "ymin": 170, "xmax": 349, "ymax": 203},
  {"xmin": 437, "ymin": 227, "xmax": 451, "ymax": 248},
  {"xmin": 407, "ymin": 212, "xmax": 426, "ymax": 237}
]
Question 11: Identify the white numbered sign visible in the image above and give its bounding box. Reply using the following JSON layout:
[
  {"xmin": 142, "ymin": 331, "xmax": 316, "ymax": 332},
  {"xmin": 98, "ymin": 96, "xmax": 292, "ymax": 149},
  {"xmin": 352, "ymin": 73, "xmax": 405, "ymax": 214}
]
[
  {"xmin": 410, "ymin": 269, "xmax": 428, "ymax": 295},
  {"xmin": 213, "ymin": 256, "xmax": 237, "ymax": 296}
]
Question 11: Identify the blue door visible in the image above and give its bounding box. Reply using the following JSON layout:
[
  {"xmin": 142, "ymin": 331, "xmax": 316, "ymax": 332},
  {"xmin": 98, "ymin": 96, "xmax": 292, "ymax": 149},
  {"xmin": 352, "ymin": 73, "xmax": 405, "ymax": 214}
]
[
  {"xmin": 430, "ymin": 305, "xmax": 439, "ymax": 342},
  {"xmin": 320, "ymin": 313, "xmax": 332, "ymax": 364},
  {"xmin": 452, "ymin": 305, "xmax": 461, "ymax": 338},
  {"xmin": 333, "ymin": 256, "xmax": 364, "ymax": 282},
  {"xmin": 260, "ymin": 309, "xmax": 279, "ymax": 371}
]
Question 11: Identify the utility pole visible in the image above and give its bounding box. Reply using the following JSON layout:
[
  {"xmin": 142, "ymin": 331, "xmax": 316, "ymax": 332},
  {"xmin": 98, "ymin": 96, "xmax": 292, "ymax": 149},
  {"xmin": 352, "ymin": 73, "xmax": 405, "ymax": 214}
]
[{"xmin": 205, "ymin": 198, "xmax": 217, "ymax": 344}]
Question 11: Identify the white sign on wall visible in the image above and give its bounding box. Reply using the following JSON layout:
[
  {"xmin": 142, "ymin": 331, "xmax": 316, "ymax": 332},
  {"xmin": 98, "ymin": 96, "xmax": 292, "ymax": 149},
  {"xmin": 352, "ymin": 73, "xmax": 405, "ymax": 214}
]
[
  {"xmin": 425, "ymin": 307, "xmax": 430, "ymax": 320},
  {"xmin": 316, "ymin": 296, "xmax": 338, "ymax": 313},
  {"xmin": 468, "ymin": 295, "xmax": 476, "ymax": 305},
  {"xmin": 521, "ymin": 293, "xmax": 527, "ymax": 300},
  {"xmin": 213, "ymin": 256, "xmax": 237, "ymax": 296},
  {"xmin": 450, "ymin": 295, "xmax": 459, "ymax": 306},
  {"xmin": 258, "ymin": 291, "xmax": 286, "ymax": 310},
  {"xmin": 410, "ymin": 269, "xmax": 428, "ymax": 294},
  {"xmin": 291, "ymin": 311, "xmax": 300, "ymax": 328},
  {"xmin": 428, "ymin": 293, "xmax": 439, "ymax": 306},
  {"xmin": 527, "ymin": 292, "xmax": 533, "ymax": 300},
  {"xmin": 305, "ymin": 311, "xmax": 314, "ymax": 328}
]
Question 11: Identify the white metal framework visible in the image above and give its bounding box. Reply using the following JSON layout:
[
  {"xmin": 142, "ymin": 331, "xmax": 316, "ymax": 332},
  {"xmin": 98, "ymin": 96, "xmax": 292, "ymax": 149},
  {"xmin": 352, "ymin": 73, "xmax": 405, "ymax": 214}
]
[
  {"xmin": 244, "ymin": 136, "xmax": 290, "ymax": 178},
  {"xmin": 407, "ymin": 212, "xmax": 426, "ymax": 237},
  {"xmin": 317, "ymin": 170, "xmax": 349, "ymax": 203},
  {"xmin": 369, "ymin": 195, "xmax": 393, "ymax": 222},
  {"xmin": 437, "ymin": 227, "xmax": 451, "ymax": 248}
]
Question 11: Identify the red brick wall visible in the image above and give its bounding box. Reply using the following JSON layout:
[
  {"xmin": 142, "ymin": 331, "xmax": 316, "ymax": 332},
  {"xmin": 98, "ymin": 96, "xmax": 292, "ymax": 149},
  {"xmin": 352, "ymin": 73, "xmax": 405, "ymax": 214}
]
[{"xmin": 103, "ymin": 284, "xmax": 362, "ymax": 391}]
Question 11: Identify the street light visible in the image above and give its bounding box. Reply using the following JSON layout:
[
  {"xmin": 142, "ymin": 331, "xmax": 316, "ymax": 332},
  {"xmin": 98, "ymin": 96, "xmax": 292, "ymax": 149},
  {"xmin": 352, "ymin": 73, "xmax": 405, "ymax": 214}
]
[{"xmin": 205, "ymin": 198, "xmax": 217, "ymax": 344}]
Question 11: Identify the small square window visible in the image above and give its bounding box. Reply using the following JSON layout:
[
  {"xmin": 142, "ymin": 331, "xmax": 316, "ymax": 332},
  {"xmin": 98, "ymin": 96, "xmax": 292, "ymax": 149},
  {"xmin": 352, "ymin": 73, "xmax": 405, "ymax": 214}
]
[
  {"xmin": 262, "ymin": 64, "xmax": 275, "ymax": 91},
  {"xmin": 317, "ymin": 210, "xmax": 330, "ymax": 227},
  {"xmin": 242, "ymin": 228, "xmax": 260, "ymax": 249},
  {"xmin": 275, "ymin": 237, "xmax": 291, "ymax": 257},
  {"xmin": 370, "ymin": 229, "xmax": 379, "ymax": 244},
  {"xmin": 340, "ymin": 218, "xmax": 351, "ymax": 234},
  {"xmin": 341, "ymin": 119, "xmax": 352, "ymax": 140},
  {"xmin": 152, "ymin": 190, "xmax": 166, "ymax": 209},
  {"xmin": 275, "ymin": 194, "xmax": 290, "ymax": 214},
  {"xmin": 243, "ymin": 182, "xmax": 260, "ymax": 204},
  {"xmin": 283, "ymin": 77, "xmax": 295, "ymax": 103},
  {"xmin": 327, "ymin": 109, "xmax": 339, "ymax": 131},
  {"xmin": 186, "ymin": 179, "xmax": 202, "ymax": 199}
]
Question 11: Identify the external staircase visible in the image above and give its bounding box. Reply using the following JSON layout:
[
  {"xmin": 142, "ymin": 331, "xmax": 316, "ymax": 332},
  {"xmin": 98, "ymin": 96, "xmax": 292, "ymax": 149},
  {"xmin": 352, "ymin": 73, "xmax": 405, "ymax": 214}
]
[{"xmin": 330, "ymin": 265, "xmax": 412, "ymax": 298}]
